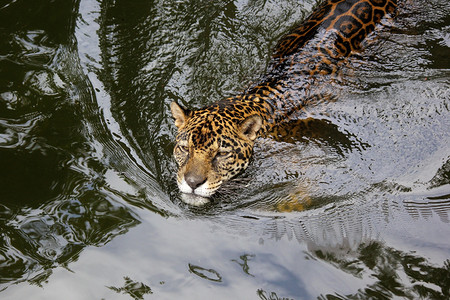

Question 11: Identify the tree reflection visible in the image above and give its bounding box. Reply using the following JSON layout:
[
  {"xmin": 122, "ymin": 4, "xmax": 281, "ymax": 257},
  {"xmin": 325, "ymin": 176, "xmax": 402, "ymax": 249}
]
[
  {"xmin": 107, "ymin": 276, "xmax": 153, "ymax": 300},
  {"xmin": 259, "ymin": 192, "xmax": 450, "ymax": 299},
  {"xmin": 0, "ymin": 0, "xmax": 141, "ymax": 290},
  {"xmin": 1, "ymin": 184, "xmax": 140, "ymax": 288},
  {"xmin": 257, "ymin": 288, "xmax": 294, "ymax": 300},
  {"xmin": 317, "ymin": 242, "xmax": 450, "ymax": 299},
  {"xmin": 232, "ymin": 254, "xmax": 256, "ymax": 277},
  {"xmin": 188, "ymin": 263, "xmax": 223, "ymax": 282}
]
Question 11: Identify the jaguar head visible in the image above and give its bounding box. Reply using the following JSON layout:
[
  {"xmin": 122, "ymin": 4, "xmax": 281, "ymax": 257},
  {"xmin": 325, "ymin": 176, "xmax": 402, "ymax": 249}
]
[{"xmin": 170, "ymin": 101, "xmax": 262, "ymax": 203}]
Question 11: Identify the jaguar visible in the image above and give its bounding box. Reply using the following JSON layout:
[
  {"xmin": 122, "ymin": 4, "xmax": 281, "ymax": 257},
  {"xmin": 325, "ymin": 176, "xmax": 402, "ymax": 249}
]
[{"xmin": 171, "ymin": 0, "xmax": 397, "ymax": 204}]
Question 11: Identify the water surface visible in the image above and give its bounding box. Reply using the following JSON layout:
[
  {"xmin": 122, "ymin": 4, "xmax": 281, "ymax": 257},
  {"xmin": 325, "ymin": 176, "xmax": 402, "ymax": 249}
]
[{"xmin": 0, "ymin": 0, "xmax": 449, "ymax": 299}]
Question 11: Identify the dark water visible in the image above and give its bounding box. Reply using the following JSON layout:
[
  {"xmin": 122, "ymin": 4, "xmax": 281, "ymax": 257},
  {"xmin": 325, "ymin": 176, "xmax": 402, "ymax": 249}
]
[{"xmin": 1, "ymin": 0, "xmax": 449, "ymax": 299}]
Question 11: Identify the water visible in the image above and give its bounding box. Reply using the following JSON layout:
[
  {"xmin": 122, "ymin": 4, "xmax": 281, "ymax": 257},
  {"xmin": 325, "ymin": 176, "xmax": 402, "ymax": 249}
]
[{"xmin": 0, "ymin": 0, "xmax": 449, "ymax": 299}]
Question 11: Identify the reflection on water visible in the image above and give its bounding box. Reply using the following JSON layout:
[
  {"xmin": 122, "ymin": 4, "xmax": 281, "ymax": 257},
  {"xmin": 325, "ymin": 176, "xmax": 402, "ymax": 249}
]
[
  {"xmin": 107, "ymin": 276, "xmax": 153, "ymax": 299},
  {"xmin": 1, "ymin": 0, "xmax": 449, "ymax": 298},
  {"xmin": 0, "ymin": 0, "xmax": 141, "ymax": 289},
  {"xmin": 188, "ymin": 264, "xmax": 223, "ymax": 282}
]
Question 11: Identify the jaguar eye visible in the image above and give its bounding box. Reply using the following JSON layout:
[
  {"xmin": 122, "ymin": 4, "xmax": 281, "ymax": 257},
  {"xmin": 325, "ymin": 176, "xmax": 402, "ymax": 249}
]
[
  {"xmin": 216, "ymin": 150, "xmax": 231, "ymax": 158},
  {"xmin": 179, "ymin": 145, "xmax": 189, "ymax": 152}
]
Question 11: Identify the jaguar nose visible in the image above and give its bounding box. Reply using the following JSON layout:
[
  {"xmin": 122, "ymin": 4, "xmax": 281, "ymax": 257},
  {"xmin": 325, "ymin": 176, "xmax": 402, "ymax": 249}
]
[{"xmin": 185, "ymin": 172, "xmax": 207, "ymax": 190}]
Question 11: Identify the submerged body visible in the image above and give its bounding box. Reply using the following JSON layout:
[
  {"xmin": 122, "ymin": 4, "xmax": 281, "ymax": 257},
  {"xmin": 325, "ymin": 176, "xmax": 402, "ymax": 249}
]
[{"xmin": 171, "ymin": 0, "xmax": 397, "ymax": 203}]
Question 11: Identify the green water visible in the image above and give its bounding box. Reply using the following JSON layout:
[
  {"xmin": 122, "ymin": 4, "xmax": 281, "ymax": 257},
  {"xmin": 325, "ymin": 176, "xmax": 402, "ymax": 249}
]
[{"xmin": 0, "ymin": 0, "xmax": 449, "ymax": 299}]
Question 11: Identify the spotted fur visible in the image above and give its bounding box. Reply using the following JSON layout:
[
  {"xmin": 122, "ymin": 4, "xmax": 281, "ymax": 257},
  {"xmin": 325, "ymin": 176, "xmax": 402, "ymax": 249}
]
[{"xmin": 171, "ymin": 0, "xmax": 397, "ymax": 201}]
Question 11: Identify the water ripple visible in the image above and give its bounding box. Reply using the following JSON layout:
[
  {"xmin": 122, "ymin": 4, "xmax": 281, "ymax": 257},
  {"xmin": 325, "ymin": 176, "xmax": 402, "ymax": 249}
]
[{"xmin": 0, "ymin": 114, "xmax": 42, "ymax": 149}]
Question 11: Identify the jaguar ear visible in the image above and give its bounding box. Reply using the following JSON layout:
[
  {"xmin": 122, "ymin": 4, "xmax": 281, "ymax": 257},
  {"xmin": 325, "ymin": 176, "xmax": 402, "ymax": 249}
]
[
  {"xmin": 170, "ymin": 102, "xmax": 191, "ymax": 128},
  {"xmin": 239, "ymin": 115, "xmax": 262, "ymax": 141}
]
